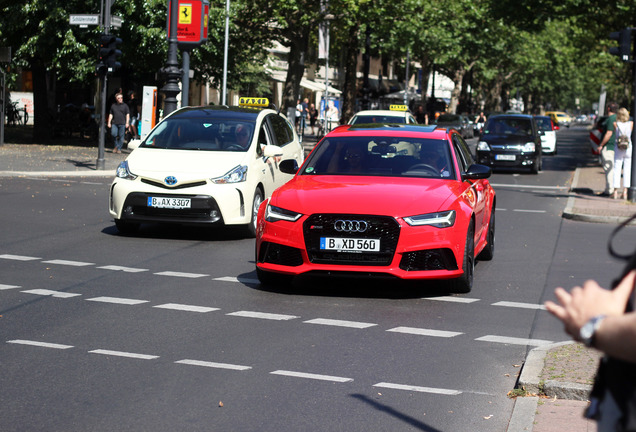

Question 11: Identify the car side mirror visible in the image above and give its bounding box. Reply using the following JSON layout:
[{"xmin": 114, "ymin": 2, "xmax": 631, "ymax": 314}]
[
  {"xmin": 128, "ymin": 139, "xmax": 141, "ymax": 150},
  {"xmin": 279, "ymin": 159, "xmax": 299, "ymax": 174},
  {"xmin": 463, "ymin": 163, "xmax": 491, "ymax": 180},
  {"xmin": 262, "ymin": 144, "xmax": 284, "ymax": 158}
]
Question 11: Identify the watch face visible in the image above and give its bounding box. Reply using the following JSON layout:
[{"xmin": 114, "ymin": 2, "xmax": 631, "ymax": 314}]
[{"xmin": 581, "ymin": 322, "xmax": 594, "ymax": 340}]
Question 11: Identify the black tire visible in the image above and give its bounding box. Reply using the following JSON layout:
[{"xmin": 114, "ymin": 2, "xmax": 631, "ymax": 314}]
[
  {"xmin": 115, "ymin": 219, "xmax": 140, "ymax": 235},
  {"xmin": 256, "ymin": 267, "xmax": 292, "ymax": 287},
  {"xmin": 477, "ymin": 209, "xmax": 495, "ymax": 261},
  {"xmin": 449, "ymin": 221, "xmax": 474, "ymax": 293},
  {"xmin": 244, "ymin": 188, "xmax": 263, "ymax": 238}
]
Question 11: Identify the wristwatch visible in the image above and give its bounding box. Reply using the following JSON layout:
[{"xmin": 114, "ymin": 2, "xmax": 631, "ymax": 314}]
[{"xmin": 580, "ymin": 315, "xmax": 606, "ymax": 347}]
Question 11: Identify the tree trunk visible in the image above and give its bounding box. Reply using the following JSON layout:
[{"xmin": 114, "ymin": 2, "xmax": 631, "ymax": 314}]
[
  {"xmin": 31, "ymin": 61, "xmax": 51, "ymax": 143},
  {"xmin": 282, "ymin": 29, "xmax": 309, "ymax": 113},
  {"xmin": 447, "ymin": 67, "xmax": 465, "ymax": 114},
  {"xmin": 340, "ymin": 24, "xmax": 360, "ymax": 125}
]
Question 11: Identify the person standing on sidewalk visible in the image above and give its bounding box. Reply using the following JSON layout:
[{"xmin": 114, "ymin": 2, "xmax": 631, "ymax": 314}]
[
  {"xmin": 598, "ymin": 102, "xmax": 618, "ymax": 196},
  {"xmin": 613, "ymin": 107, "xmax": 633, "ymax": 200},
  {"xmin": 107, "ymin": 92, "xmax": 130, "ymax": 153}
]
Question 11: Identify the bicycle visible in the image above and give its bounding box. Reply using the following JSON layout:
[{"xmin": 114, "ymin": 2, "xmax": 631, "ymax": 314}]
[{"xmin": 6, "ymin": 101, "xmax": 28, "ymax": 126}]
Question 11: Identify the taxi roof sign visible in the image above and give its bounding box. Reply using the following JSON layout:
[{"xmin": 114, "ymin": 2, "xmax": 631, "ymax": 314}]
[
  {"xmin": 239, "ymin": 97, "xmax": 270, "ymax": 108},
  {"xmin": 389, "ymin": 104, "xmax": 408, "ymax": 111}
]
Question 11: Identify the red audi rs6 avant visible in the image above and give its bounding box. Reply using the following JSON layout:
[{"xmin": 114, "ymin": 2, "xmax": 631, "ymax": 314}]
[{"xmin": 255, "ymin": 124, "xmax": 496, "ymax": 293}]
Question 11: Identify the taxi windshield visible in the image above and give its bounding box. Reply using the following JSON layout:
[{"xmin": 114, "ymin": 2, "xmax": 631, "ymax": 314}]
[
  {"xmin": 142, "ymin": 117, "xmax": 255, "ymax": 152},
  {"xmin": 350, "ymin": 115, "xmax": 406, "ymax": 125},
  {"xmin": 301, "ymin": 136, "xmax": 455, "ymax": 179}
]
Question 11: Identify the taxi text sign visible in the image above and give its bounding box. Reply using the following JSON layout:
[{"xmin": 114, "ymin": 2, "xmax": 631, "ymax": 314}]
[{"xmin": 167, "ymin": 0, "xmax": 208, "ymax": 47}]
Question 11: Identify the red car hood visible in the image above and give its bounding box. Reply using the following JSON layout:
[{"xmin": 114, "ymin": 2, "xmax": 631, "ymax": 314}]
[{"xmin": 270, "ymin": 176, "xmax": 462, "ymax": 216}]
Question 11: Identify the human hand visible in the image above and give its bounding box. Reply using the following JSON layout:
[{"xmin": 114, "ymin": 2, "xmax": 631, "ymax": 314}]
[{"xmin": 545, "ymin": 270, "xmax": 636, "ymax": 340}]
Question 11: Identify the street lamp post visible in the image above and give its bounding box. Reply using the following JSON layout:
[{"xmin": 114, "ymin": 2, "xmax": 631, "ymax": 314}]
[{"xmin": 161, "ymin": 0, "xmax": 181, "ymax": 115}]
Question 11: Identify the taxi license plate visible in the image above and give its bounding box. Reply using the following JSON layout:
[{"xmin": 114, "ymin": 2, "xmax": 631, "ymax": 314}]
[
  {"xmin": 320, "ymin": 237, "xmax": 380, "ymax": 252},
  {"xmin": 495, "ymin": 154, "xmax": 516, "ymax": 161},
  {"xmin": 147, "ymin": 196, "xmax": 191, "ymax": 209}
]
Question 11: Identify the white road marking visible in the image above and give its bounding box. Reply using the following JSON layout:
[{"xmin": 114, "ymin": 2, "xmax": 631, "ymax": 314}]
[
  {"xmin": 86, "ymin": 296, "xmax": 149, "ymax": 305},
  {"xmin": 42, "ymin": 259, "xmax": 94, "ymax": 267},
  {"xmin": 513, "ymin": 209, "xmax": 546, "ymax": 214},
  {"xmin": 490, "ymin": 184, "xmax": 567, "ymax": 190},
  {"xmin": 227, "ymin": 311, "xmax": 299, "ymax": 321},
  {"xmin": 213, "ymin": 276, "xmax": 260, "ymax": 284},
  {"xmin": 7, "ymin": 340, "xmax": 74, "ymax": 349},
  {"xmin": 175, "ymin": 359, "xmax": 252, "ymax": 370},
  {"xmin": 88, "ymin": 349, "xmax": 159, "ymax": 360},
  {"xmin": 153, "ymin": 303, "xmax": 219, "ymax": 313},
  {"xmin": 154, "ymin": 271, "xmax": 209, "ymax": 278},
  {"xmin": 303, "ymin": 318, "xmax": 377, "ymax": 329},
  {"xmin": 0, "ymin": 284, "xmax": 21, "ymax": 290},
  {"xmin": 425, "ymin": 296, "xmax": 480, "ymax": 303},
  {"xmin": 373, "ymin": 382, "xmax": 462, "ymax": 395},
  {"xmin": 270, "ymin": 370, "xmax": 353, "ymax": 383},
  {"xmin": 492, "ymin": 301, "xmax": 547, "ymax": 310},
  {"xmin": 98, "ymin": 265, "xmax": 149, "ymax": 273},
  {"xmin": 476, "ymin": 335, "xmax": 553, "ymax": 346},
  {"xmin": 0, "ymin": 254, "xmax": 41, "ymax": 261},
  {"xmin": 386, "ymin": 327, "xmax": 463, "ymax": 337},
  {"xmin": 80, "ymin": 181, "xmax": 103, "ymax": 185},
  {"xmin": 22, "ymin": 289, "xmax": 81, "ymax": 298}
]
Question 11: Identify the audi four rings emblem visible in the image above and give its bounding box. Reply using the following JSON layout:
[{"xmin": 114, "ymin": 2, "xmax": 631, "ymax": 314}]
[{"xmin": 334, "ymin": 220, "xmax": 368, "ymax": 232}]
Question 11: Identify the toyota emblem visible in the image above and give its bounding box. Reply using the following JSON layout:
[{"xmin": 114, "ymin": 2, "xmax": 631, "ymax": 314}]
[
  {"xmin": 334, "ymin": 219, "xmax": 368, "ymax": 233},
  {"xmin": 164, "ymin": 176, "xmax": 178, "ymax": 186}
]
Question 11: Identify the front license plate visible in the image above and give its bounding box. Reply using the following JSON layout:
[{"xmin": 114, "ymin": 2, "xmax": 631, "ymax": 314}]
[
  {"xmin": 320, "ymin": 237, "xmax": 380, "ymax": 252},
  {"xmin": 495, "ymin": 154, "xmax": 516, "ymax": 161},
  {"xmin": 147, "ymin": 196, "xmax": 191, "ymax": 209}
]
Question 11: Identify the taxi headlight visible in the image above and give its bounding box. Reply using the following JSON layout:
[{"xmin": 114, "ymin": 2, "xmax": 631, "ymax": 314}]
[
  {"xmin": 477, "ymin": 141, "xmax": 490, "ymax": 151},
  {"xmin": 116, "ymin": 161, "xmax": 137, "ymax": 180},
  {"xmin": 522, "ymin": 142, "xmax": 536, "ymax": 152},
  {"xmin": 265, "ymin": 203, "xmax": 303, "ymax": 222},
  {"xmin": 404, "ymin": 210, "xmax": 456, "ymax": 228},
  {"xmin": 211, "ymin": 165, "xmax": 248, "ymax": 184}
]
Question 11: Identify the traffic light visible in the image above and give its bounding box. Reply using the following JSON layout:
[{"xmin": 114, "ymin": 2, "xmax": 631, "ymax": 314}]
[
  {"xmin": 609, "ymin": 28, "xmax": 632, "ymax": 62},
  {"xmin": 98, "ymin": 33, "xmax": 122, "ymax": 72}
]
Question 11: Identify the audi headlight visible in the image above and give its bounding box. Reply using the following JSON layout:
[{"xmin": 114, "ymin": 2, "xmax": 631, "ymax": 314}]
[
  {"xmin": 404, "ymin": 210, "xmax": 456, "ymax": 228},
  {"xmin": 265, "ymin": 203, "xmax": 303, "ymax": 222},
  {"xmin": 477, "ymin": 141, "xmax": 490, "ymax": 151},
  {"xmin": 116, "ymin": 161, "xmax": 137, "ymax": 180},
  {"xmin": 522, "ymin": 142, "xmax": 536, "ymax": 152},
  {"xmin": 211, "ymin": 165, "xmax": 248, "ymax": 184}
]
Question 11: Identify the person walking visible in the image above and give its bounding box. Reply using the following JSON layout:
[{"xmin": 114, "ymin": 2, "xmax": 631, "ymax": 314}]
[
  {"xmin": 612, "ymin": 107, "xmax": 633, "ymax": 200},
  {"xmin": 598, "ymin": 102, "xmax": 618, "ymax": 196},
  {"xmin": 107, "ymin": 92, "xmax": 130, "ymax": 153},
  {"xmin": 127, "ymin": 91, "xmax": 140, "ymax": 140},
  {"xmin": 309, "ymin": 103, "xmax": 318, "ymax": 135}
]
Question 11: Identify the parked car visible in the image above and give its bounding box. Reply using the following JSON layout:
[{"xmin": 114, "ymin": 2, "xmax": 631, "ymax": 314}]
[
  {"xmin": 436, "ymin": 113, "xmax": 474, "ymax": 139},
  {"xmin": 255, "ymin": 124, "xmax": 496, "ymax": 293},
  {"xmin": 476, "ymin": 114, "xmax": 543, "ymax": 173},
  {"xmin": 534, "ymin": 115, "xmax": 557, "ymax": 155},
  {"xmin": 546, "ymin": 111, "xmax": 571, "ymax": 128},
  {"xmin": 348, "ymin": 104, "xmax": 417, "ymax": 125}
]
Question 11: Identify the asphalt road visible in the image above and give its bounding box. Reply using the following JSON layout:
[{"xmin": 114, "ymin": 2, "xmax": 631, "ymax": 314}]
[{"xmin": 1, "ymin": 126, "xmax": 634, "ymax": 431}]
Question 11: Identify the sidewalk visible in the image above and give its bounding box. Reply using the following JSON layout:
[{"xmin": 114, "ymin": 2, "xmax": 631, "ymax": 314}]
[{"xmin": 1, "ymin": 135, "xmax": 634, "ymax": 432}]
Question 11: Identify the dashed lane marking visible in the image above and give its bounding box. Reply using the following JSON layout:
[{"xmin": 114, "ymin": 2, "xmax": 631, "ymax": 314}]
[
  {"xmin": 490, "ymin": 184, "xmax": 567, "ymax": 190},
  {"xmin": 270, "ymin": 370, "xmax": 354, "ymax": 383},
  {"xmin": 88, "ymin": 349, "xmax": 159, "ymax": 360},
  {"xmin": 386, "ymin": 327, "xmax": 463, "ymax": 338},
  {"xmin": 303, "ymin": 318, "xmax": 377, "ymax": 329},
  {"xmin": 98, "ymin": 265, "xmax": 149, "ymax": 273},
  {"xmin": 0, "ymin": 284, "xmax": 21, "ymax": 290},
  {"xmin": 226, "ymin": 310, "xmax": 299, "ymax": 321},
  {"xmin": 425, "ymin": 296, "xmax": 480, "ymax": 303},
  {"xmin": 86, "ymin": 296, "xmax": 149, "ymax": 305},
  {"xmin": 175, "ymin": 359, "xmax": 252, "ymax": 371},
  {"xmin": 475, "ymin": 335, "xmax": 553, "ymax": 346},
  {"xmin": 373, "ymin": 382, "xmax": 462, "ymax": 395},
  {"xmin": 42, "ymin": 259, "xmax": 94, "ymax": 267},
  {"xmin": 0, "ymin": 254, "xmax": 41, "ymax": 261},
  {"xmin": 512, "ymin": 209, "xmax": 547, "ymax": 214},
  {"xmin": 7, "ymin": 339, "xmax": 74, "ymax": 349},
  {"xmin": 153, "ymin": 303, "xmax": 219, "ymax": 313},
  {"xmin": 154, "ymin": 271, "xmax": 209, "ymax": 278},
  {"xmin": 22, "ymin": 289, "xmax": 82, "ymax": 298},
  {"xmin": 213, "ymin": 276, "xmax": 260, "ymax": 284},
  {"xmin": 492, "ymin": 301, "xmax": 547, "ymax": 310}
]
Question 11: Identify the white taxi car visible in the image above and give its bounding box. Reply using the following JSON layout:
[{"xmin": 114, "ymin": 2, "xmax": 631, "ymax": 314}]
[
  {"xmin": 348, "ymin": 104, "xmax": 417, "ymax": 125},
  {"xmin": 109, "ymin": 98, "xmax": 304, "ymax": 236}
]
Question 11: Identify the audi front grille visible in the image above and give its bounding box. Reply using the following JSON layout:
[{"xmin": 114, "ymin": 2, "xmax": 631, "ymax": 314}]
[{"xmin": 303, "ymin": 214, "xmax": 400, "ymax": 266}]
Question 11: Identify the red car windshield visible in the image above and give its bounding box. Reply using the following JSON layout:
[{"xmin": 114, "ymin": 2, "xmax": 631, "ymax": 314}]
[{"xmin": 301, "ymin": 136, "xmax": 455, "ymax": 179}]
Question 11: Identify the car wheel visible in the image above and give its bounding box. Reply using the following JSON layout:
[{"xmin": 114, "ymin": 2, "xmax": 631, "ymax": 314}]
[
  {"xmin": 477, "ymin": 209, "xmax": 495, "ymax": 261},
  {"xmin": 244, "ymin": 188, "xmax": 263, "ymax": 238},
  {"xmin": 115, "ymin": 219, "xmax": 140, "ymax": 235},
  {"xmin": 450, "ymin": 221, "xmax": 474, "ymax": 293},
  {"xmin": 256, "ymin": 267, "xmax": 292, "ymax": 287}
]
